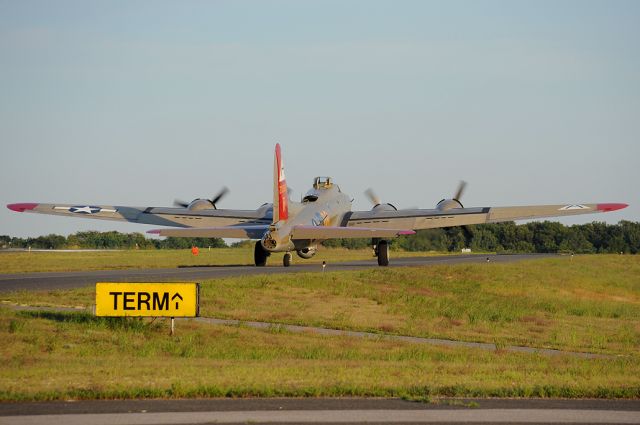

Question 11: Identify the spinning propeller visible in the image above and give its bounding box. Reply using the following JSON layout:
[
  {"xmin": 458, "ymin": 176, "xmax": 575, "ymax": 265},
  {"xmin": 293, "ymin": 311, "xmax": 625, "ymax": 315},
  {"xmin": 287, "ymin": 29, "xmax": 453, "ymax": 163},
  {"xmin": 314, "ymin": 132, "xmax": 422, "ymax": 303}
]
[
  {"xmin": 364, "ymin": 188, "xmax": 381, "ymax": 206},
  {"xmin": 454, "ymin": 180, "xmax": 467, "ymax": 203},
  {"xmin": 174, "ymin": 186, "xmax": 229, "ymax": 210},
  {"xmin": 436, "ymin": 181, "xmax": 467, "ymax": 211},
  {"xmin": 365, "ymin": 188, "xmax": 398, "ymax": 211}
]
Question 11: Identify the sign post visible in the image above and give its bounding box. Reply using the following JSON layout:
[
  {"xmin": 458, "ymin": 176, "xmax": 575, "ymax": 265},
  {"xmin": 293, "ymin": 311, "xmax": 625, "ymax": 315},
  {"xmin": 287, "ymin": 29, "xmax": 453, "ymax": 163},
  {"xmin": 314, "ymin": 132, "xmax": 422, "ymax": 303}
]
[{"xmin": 95, "ymin": 282, "xmax": 199, "ymax": 334}]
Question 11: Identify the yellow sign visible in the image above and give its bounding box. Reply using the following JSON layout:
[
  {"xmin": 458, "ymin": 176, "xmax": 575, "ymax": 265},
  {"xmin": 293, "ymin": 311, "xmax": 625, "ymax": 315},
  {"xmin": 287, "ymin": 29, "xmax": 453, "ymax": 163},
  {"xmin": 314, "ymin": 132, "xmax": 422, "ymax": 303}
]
[{"xmin": 95, "ymin": 282, "xmax": 199, "ymax": 317}]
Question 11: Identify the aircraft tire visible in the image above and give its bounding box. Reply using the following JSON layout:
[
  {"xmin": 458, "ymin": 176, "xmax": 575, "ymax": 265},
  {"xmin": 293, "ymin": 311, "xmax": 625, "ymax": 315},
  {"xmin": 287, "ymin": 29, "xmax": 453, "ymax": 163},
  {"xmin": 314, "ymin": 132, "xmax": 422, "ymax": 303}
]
[
  {"xmin": 254, "ymin": 241, "xmax": 269, "ymax": 267},
  {"xmin": 377, "ymin": 240, "xmax": 389, "ymax": 266},
  {"xmin": 283, "ymin": 252, "xmax": 292, "ymax": 267}
]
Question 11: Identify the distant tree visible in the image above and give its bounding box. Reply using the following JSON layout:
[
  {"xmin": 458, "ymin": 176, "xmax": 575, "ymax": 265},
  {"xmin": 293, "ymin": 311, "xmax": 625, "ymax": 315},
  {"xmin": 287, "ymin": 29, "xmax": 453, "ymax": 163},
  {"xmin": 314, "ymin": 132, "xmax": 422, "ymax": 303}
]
[
  {"xmin": 320, "ymin": 238, "xmax": 369, "ymax": 249},
  {"xmin": 620, "ymin": 221, "xmax": 640, "ymax": 254},
  {"xmin": 528, "ymin": 222, "xmax": 566, "ymax": 253},
  {"xmin": 230, "ymin": 240, "xmax": 255, "ymax": 248},
  {"xmin": 397, "ymin": 229, "xmax": 449, "ymax": 251},
  {"xmin": 559, "ymin": 226, "xmax": 594, "ymax": 253},
  {"xmin": 470, "ymin": 227, "xmax": 499, "ymax": 252},
  {"xmin": 157, "ymin": 237, "xmax": 226, "ymax": 249},
  {"xmin": 580, "ymin": 222, "xmax": 610, "ymax": 253},
  {"xmin": 26, "ymin": 234, "xmax": 66, "ymax": 249},
  {"xmin": 444, "ymin": 227, "xmax": 467, "ymax": 251},
  {"xmin": 9, "ymin": 237, "xmax": 27, "ymax": 248}
]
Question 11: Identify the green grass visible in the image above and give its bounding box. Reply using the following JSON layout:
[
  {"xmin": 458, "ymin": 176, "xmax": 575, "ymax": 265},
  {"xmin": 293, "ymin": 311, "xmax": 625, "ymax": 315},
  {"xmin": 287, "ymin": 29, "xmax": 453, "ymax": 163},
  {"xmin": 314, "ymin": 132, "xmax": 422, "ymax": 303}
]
[
  {"xmin": 0, "ymin": 308, "xmax": 638, "ymax": 401},
  {"xmin": 0, "ymin": 247, "xmax": 441, "ymax": 273},
  {"xmin": 199, "ymin": 255, "xmax": 639, "ymax": 355},
  {"xmin": 6, "ymin": 255, "xmax": 637, "ymax": 355},
  {"xmin": 1, "ymin": 254, "xmax": 638, "ymax": 401}
]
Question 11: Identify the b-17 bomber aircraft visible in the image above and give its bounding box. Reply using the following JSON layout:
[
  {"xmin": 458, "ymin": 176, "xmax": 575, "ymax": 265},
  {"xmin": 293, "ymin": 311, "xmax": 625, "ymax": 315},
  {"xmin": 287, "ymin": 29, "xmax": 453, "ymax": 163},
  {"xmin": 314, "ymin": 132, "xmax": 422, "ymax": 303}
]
[{"xmin": 8, "ymin": 144, "xmax": 628, "ymax": 267}]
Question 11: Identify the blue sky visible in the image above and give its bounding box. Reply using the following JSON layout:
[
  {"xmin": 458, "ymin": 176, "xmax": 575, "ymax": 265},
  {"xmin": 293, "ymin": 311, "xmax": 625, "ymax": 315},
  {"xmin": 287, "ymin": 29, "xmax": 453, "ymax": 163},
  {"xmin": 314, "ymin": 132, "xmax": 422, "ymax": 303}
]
[{"xmin": 1, "ymin": 0, "xmax": 638, "ymax": 237}]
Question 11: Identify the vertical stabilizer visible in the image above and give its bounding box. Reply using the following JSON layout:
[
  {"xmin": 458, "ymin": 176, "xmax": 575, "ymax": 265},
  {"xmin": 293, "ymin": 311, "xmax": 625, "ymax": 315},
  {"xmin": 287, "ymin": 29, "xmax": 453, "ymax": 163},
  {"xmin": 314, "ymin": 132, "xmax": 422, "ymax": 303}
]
[{"xmin": 273, "ymin": 143, "xmax": 288, "ymax": 223}]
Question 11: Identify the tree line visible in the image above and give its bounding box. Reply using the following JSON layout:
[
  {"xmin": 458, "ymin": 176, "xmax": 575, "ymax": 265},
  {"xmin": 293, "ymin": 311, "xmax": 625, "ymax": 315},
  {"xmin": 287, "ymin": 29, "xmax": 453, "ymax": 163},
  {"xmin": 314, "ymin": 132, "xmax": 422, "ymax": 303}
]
[
  {"xmin": 1, "ymin": 221, "xmax": 638, "ymax": 253},
  {"xmin": 0, "ymin": 231, "xmax": 226, "ymax": 250}
]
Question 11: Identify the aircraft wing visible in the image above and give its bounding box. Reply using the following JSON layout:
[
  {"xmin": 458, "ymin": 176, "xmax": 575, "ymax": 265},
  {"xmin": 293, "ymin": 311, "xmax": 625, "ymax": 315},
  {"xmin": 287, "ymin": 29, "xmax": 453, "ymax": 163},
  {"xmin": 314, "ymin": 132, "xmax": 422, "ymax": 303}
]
[
  {"xmin": 147, "ymin": 225, "xmax": 413, "ymax": 240},
  {"xmin": 7, "ymin": 203, "xmax": 272, "ymax": 228},
  {"xmin": 346, "ymin": 203, "xmax": 628, "ymax": 230},
  {"xmin": 291, "ymin": 226, "xmax": 415, "ymax": 240}
]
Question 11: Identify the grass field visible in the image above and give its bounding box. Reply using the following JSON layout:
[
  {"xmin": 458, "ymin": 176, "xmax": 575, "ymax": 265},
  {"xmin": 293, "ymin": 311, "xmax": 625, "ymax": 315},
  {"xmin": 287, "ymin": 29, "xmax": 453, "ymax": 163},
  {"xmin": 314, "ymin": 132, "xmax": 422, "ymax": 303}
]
[
  {"xmin": 0, "ymin": 247, "xmax": 442, "ymax": 273},
  {"xmin": 0, "ymin": 255, "xmax": 638, "ymax": 401},
  {"xmin": 1, "ymin": 308, "xmax": 638, "ymax": 401}
]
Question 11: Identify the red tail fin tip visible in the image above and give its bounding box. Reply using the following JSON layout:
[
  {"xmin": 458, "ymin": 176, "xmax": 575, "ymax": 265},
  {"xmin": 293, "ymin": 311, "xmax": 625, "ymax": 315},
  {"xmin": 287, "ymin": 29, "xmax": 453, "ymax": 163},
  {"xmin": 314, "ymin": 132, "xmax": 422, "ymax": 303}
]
[{"xmin": 275, "ymin": 143, "xmax": 288, "ymax": 221}]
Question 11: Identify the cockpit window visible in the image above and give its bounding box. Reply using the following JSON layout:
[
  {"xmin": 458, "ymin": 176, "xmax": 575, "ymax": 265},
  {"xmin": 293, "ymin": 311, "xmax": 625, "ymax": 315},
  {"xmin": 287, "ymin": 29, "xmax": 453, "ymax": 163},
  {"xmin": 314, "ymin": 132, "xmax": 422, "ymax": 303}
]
[
  {"xmin": 313, "ymin": 176, "xmax": 333, "ymax": 189},
  {"xmin": 302, "ymin": 195, "xmax": 318, "ymax": 203}
]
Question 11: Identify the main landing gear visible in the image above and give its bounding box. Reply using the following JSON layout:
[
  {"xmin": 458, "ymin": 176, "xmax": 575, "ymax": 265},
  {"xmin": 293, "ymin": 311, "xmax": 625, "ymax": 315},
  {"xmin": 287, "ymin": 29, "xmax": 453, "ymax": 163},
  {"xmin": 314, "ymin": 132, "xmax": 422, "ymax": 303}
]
[
  {"xmin": 374, "ymin": 239, "xmax": 389, "ymax": 267},
  {"xmin": 253, "ymin": 242, "xmax": 293, "ymax": 267},
  {"xmin": 254, "ymin": 241, "xmax": 270, "ymax": 267}
]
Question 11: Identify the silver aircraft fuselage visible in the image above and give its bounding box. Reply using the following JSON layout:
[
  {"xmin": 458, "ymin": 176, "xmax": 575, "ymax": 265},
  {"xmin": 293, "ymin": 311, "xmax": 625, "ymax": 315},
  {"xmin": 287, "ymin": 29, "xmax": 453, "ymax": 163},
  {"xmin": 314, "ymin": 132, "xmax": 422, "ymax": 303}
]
[{"xmin": 261, "ymin": 178, "xmax": 351, "ymax": 252}]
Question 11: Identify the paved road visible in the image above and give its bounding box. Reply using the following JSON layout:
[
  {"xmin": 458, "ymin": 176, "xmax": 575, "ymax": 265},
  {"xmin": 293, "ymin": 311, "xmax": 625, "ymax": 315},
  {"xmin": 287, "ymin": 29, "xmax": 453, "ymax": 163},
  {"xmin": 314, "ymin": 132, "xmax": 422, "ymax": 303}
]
[
  {"xmin": 0, "ymin": 253, "xmax": 557, "ymax": 292},
  {"xmin": 0, "ymin": 398, "xmax": 638, "ymax": 424}
]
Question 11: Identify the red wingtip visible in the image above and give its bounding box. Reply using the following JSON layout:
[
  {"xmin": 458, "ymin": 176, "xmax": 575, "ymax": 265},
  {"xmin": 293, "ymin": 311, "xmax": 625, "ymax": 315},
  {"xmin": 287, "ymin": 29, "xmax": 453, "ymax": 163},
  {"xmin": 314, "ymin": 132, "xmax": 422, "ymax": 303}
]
[
  {"xmin": 7, "ymin": 203, "xmax": 38, "ymax": 212},
  {"xmin": 147, "ymin": 229, "xmax": 161, "ymax": 235},
  {"xmin": 597, "ymin": 203, "xmax": 628, "ymax": 212},
  {"xmin": 398, "ymin": 230, "xmax": 416, "ymax": 235}
]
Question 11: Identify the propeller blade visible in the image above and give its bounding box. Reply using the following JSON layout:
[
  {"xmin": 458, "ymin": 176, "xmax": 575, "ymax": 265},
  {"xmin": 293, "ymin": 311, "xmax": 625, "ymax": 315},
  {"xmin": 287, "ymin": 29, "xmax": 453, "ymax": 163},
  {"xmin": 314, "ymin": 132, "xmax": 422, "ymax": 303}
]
[
  {"xmin": 174, "ymin": 199, "xmax": 189, "ymax": 208},
  {"xmin": 454, "ymin": 180, "xmax": 467, "ymax": 201},
  {"xmin": 211, "ymin": 186, "xmax": 229, "ymax": 205},
  {"xmin": 365, "ymin": 188, "xmax": 381, "ymax": 206}
]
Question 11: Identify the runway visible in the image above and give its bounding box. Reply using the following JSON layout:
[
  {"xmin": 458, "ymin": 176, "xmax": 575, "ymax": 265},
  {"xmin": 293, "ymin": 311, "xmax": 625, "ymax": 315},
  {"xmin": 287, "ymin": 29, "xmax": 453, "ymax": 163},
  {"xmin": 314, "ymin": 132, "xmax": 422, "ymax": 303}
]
[
  {"xmin": 0, "ymin": 253, "xmax": 556, "ymax": 292},
  {"xmin": 1, "ymin": 398, "xmax": 638, "ymax": 424}
]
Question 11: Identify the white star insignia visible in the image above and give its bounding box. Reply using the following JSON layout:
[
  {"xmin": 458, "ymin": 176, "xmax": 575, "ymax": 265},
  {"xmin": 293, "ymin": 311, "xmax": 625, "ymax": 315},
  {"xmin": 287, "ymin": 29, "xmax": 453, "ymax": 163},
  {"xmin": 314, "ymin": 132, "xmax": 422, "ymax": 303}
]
[{"xmin": 71, "ymin": 206, "xmax": 98, "ymax": 214}]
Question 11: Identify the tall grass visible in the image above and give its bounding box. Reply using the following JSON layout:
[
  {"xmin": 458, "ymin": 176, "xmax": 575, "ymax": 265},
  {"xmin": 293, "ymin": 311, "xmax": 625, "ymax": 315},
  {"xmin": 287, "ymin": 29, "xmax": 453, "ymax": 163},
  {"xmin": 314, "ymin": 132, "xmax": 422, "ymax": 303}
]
[
  {"xmin": 0, "ymin": 307, "xmax": 638, "ymax": 401},
  {"xmin": 3, "ymin": 255, "xmax": 639, "ymax": 355}
]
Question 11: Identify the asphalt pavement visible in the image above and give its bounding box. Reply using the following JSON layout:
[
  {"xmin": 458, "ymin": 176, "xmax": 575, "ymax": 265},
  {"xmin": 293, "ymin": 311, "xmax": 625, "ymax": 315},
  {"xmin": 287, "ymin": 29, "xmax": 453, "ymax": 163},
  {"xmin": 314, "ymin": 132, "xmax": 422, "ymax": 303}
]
[
  {"xmin": 0, "ymin": 398, "xmax": 638, "ymax": 424},
  {"xmin": 0, "ymin": 253, "xmax": 557, "ymax": 292}
]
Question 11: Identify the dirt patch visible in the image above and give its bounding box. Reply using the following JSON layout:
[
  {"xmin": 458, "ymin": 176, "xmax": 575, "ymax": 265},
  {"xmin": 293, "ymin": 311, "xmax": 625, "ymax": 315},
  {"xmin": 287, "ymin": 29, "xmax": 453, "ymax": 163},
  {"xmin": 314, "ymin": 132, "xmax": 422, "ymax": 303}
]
[
  {"xmin": 519, "ymin": 316, "xmax": 551, "ymax": 327},
  {"xmin": 408, "ymin": 287, "xmax": 436, "ymax": 297}
]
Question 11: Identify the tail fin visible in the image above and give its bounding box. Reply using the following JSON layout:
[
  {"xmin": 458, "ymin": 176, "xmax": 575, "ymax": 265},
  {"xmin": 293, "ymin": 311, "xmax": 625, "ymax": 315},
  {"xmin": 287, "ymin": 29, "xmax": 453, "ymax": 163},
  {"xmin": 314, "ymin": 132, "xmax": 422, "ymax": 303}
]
[{"xmin": 273, "ymin": 143, "xmax": 288, "ymax": 223}]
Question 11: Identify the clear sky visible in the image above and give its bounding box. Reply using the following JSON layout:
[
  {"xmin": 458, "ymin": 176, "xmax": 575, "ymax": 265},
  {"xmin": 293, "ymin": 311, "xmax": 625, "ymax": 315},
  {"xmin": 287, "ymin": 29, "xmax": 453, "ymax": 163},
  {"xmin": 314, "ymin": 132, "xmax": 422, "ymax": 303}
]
[{"xmin": 1, "ymin": 0, "xmax": 638, "ymax": 237}]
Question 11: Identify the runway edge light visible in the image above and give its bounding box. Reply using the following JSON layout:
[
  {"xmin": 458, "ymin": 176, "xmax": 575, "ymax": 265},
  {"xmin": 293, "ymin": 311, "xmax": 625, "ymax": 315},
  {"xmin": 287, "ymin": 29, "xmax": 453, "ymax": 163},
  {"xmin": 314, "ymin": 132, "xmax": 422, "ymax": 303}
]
[{"xmin": 95, "ymin": 282, "xmax": 200, "ymax": 318}]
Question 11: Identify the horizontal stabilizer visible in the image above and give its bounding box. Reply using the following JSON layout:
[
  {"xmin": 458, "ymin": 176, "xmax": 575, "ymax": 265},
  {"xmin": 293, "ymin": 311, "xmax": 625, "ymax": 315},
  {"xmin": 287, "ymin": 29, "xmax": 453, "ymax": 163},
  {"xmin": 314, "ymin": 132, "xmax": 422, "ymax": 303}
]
[
  {"xmin": 291, "ymin": 225, "xmax": 415, "ymax": 240},
  {"xmin": 148, "ymin": 225, "xmax": 268, "ymax": 239}
]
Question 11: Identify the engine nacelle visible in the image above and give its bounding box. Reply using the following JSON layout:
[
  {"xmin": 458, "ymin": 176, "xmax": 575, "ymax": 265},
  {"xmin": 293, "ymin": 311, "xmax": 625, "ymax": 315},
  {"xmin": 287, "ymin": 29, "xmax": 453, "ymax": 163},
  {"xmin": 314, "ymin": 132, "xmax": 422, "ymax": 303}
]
[
  {"xmin": 296, "ymin": 246, "xmax": 317, "ymax": 259},
  {"xmin": 436, "ymin": 198, "xmax": 463, "ymax": 211},
  {"xmin": 371, "ymin": 203, "xmax": 398, "ymax": 212},
  {"xmin": 187, "ymin": 199, "xmax": 216, "ymax": 211}
]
